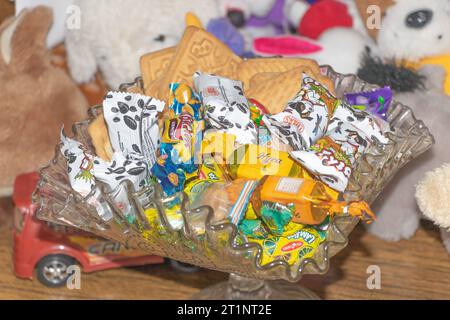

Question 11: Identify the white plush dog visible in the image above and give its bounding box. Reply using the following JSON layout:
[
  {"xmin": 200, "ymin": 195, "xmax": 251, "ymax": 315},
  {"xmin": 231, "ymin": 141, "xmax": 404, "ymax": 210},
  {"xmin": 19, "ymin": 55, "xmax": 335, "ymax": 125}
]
[{"xmin": 65, "ymin": 0, "xmax": 220, "ymax": 89}]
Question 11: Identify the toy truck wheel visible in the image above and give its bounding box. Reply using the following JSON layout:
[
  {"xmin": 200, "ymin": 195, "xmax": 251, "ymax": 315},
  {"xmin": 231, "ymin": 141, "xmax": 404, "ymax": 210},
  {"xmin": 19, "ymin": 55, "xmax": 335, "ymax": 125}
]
[
  {"xmin": 36, "ymin": 255, "xmax": 77, "ymax": 288},
  {"xmin": 168, "ymin": 259, "xmax": 199, "ymax": 273}
]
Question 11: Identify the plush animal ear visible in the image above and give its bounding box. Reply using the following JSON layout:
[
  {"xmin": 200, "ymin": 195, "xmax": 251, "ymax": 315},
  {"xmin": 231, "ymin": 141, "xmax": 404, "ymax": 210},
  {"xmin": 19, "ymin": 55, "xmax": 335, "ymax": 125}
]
[
  {"xmin": 8, "ymin": 6, "xmax": 53, "ymax": 71},
  {"xmin": 0, "ymin": 10, "xmax": 27, "ymax": 71}
]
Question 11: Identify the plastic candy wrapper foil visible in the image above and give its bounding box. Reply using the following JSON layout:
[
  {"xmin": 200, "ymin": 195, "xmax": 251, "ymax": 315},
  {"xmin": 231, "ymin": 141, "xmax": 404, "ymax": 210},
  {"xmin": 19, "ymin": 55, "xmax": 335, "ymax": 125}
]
[
  {"xmin": 345, "ymin": 87, "xmax": 393, "ymax": 121},
  {"xmin": 194, "ymin": 72, "xmax": 257, "ymax": 145},
  {"xmin": 263, "ymin": 75, "xmax": 335, "ymax": 151},
  {"xmin": 103, "ymin": 91, "xmax": 164, "ymax": 167},
  {"xmin": 33, "ymin": 66, "xmax": 434, "ymax": 282}
]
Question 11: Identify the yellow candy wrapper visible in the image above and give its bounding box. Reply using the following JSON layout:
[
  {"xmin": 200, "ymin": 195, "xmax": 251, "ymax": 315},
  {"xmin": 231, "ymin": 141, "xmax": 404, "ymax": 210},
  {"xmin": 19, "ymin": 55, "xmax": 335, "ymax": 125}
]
[
  {"xmin": 249, "ymin": 224, "xmax": 326, "ymax": 266},
  {"xmin": 227, "ymin": 144, "xmax": 312, "ymax": 180},
  {"xmin": 201, "ymin": 131, "xmax": 237, "ymax": 162}
]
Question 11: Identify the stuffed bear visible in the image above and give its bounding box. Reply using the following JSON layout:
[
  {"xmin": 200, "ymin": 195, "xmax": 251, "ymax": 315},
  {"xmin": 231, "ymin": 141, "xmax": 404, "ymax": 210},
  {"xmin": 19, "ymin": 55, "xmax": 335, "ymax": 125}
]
[
  {"xmin": 0, "ymin": 6, "xmax": 87, "ymax": 196},
  {"xmin": 65, "ymin": 0, "xmax": 221, "ymax": 89},
  {"xmin": 416, "ymin": 163, "xmax": 450, "ymax": 253},
  {"xmin": 367, "ymin": 65, "xmax": 450, "ymax": 243}
]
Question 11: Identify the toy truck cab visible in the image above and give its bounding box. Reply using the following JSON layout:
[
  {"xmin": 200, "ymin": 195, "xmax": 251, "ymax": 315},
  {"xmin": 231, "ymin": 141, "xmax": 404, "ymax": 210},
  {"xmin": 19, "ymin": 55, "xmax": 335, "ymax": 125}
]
[{"xmin": 12, "ymin": 172, "xmax": 194, "ymax": 287}]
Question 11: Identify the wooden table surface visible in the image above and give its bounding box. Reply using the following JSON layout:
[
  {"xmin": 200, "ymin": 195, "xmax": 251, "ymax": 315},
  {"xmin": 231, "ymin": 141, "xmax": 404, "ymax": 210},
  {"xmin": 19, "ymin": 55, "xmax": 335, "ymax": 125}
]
[{"xmin": 0, "ymin": 197, "xmax": 449, "ymax": 300}]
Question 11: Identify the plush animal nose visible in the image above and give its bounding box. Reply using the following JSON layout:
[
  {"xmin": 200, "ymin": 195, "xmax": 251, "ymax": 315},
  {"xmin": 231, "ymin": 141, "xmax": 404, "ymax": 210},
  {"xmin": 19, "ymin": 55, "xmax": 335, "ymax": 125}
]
[{"xmin": 227, "ymin": 9, "xmax": 246, "ymax": 28}]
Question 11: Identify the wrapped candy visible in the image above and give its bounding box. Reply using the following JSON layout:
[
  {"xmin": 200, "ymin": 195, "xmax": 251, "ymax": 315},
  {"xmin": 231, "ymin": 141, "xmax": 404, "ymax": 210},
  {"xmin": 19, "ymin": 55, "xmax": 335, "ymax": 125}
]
[
  {"xmin": 155, "ymin": 84, "xmax": 205, "ymax": 196},
  {"xmin": 167, "ymin": 83, "xmax": 203, "ymax": 121},
  {"xmin": 329, "ymin": 101, "xmax": 391, "ymax": 145},
  {"xmin": 291, "ymin": 119, "xmax": 373, "ymax": 192},
  {"xmin": 92, "ymin": 152, "xmax": 149, "ymax": 223},
  {"xmin": 161, "ymin": 83, "xmax": 205, "ymax": 166},
  {"xmin": 227, "ymin": 144, "xmax": 312, "ymax": 180},
  {"xmin": 239, "ymin": 219, "xmax": 270, "ymax": 240},
  {"xmin": 345, "ymin": 87, "xmax": 393, "ymax": 121},
  {"xmin": 262, "ymin": 75, "xmax": 337, "ymax": 151},
  {"xmin": 191, "ymin": 179, "xmax": 259, "ymax": 226},
  {"xmin": 60, "ymin": 130, "xmax": 95, "ymax": 197},
  {"xmin": 249, "ymin": 224, "xmax": 326, "ymax": 266},
  {"xmin": 151, "ymin": 152, "xmax": 192, "ymax": 197},
  {"xmin": 61, "ymin": 131, "xmax": 149, "ymax": 222},
  {"xmin": 194, "ymin": 72, "xmax": 257, "ymax": 145},
  {"xmin": 103, "ymin": 91, "xmax": 164, "ymax": 168}
]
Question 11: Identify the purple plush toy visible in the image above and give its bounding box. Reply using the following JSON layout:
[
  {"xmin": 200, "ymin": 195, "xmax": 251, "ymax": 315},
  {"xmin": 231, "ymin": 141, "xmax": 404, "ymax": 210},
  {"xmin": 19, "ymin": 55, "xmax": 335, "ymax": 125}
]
[{"xmin": 215, "ymin": 0, "xmax": 291, "ymax": 55}]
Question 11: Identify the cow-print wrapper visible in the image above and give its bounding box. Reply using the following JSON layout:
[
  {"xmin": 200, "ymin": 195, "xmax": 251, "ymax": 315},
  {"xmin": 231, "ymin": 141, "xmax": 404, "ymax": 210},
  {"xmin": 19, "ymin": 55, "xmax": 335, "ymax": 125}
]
[
  {"xmin": 291, "ymin": 120, "xmax": 371, "ymax": 192},
  {"xmin": 194, "ymin": 72, "xmax": 257, "ymax": 145},
  {"xmin": 329, "ymin": 101, "xmax": 391, "ymax": 145},
  {"xmin": 262, "ymin": 76, "xmax": 332, "ymax": 151},
  {"xmin": 60, "ymin": 129, "xmax": 96, "ymax": 197},
  {"xmin": 92, "ymin": 152, "xmax": 148, "ymax": 192},
  {"xmin": 103, "ymin": 91, "xmax": 165, "ymax": 168},
  {"xmin": 92, "ymin": 152, "xmax": 148, "ymax": 223},
  {"xmin": 60, "ymin": 130, "xmax": 113, "ymax": 221},
  {"xmin": 326, "ymin": 121, "xmax": 370, "ymax": 166}
]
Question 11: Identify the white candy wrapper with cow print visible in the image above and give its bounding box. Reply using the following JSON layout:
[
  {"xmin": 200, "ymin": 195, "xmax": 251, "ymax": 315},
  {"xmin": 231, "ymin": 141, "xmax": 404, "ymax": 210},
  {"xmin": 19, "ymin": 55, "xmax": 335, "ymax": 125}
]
[
  {"xmin": 60, "ymin": 130, "xmax": 112, "ymax": 221},
  {"xmin": 329, "ymin": 101, "xmax": 391, "ymax": 145},
  {"xmin": 103, "ymin": 91, "xmax": 164, "ymax": 168},
  {"xmin": 193, "ymin": 72, "xmax": 257, "ymax": 145},
  {"xmin": 326, "ymin": 121, "xmax": 371, "ymax": 166},
  {"xmin": 290, "ymin": 122, "xmax": 370, "ymax": 192},
  {"xmin": 262, "ymin": 76, "xmax": 333, "ymax": 151},
  {"xmin": 60, "ymin": 129, "xmax": 96, "ymax": 197},
  {"xmin": 92, "ymin": 152, "xmax": 149, "ymax": 223},
  {"xmin": 92, "ymin": 152, "xmax": 148, "ymax": 192}
]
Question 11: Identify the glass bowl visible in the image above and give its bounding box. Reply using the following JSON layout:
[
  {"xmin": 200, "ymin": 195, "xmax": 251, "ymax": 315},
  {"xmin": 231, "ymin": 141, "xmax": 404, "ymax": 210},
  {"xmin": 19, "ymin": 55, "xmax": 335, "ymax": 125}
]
[{"xmin": 33, "ymin": 66, "xmax": 434, "ymax": 299}]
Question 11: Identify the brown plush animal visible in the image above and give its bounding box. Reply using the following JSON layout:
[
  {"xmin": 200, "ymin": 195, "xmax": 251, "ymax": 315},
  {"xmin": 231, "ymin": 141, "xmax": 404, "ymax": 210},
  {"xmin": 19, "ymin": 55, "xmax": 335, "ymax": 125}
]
[{"xmin": 0, "ymin": 6, "xmax": 88, "ymax": 196}]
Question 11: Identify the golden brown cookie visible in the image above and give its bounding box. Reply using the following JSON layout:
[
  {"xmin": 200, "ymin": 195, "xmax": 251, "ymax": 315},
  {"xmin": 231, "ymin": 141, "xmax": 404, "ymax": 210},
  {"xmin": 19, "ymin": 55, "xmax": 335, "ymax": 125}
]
[
  {"xmin": 248, "ymin": 72, "xmax": 278, "ymax": 90},
  {"xmin": 140, "ymin": 46, "xmax": 176, "ymax": 96},
  {"xmin": 88, "ymin": 114, "xmax": 113, "ymax": 162},
  {"xmin": 156, "ymin": 26, "xmax": 242, "ymax": 101},
  {"xmin": 247, "ymin": 65, "xmax": 337, "ymax": 114},
  {"xmin": 237, "ymin": 57, "xmax": 321, "ymax": 90}
]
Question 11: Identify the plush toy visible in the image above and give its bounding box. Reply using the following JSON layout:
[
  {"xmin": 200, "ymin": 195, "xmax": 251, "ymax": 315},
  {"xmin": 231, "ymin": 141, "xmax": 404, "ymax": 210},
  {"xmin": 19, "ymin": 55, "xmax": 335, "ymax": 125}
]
[
  {"xmin": 367, "ymin": 65, "xmax": 450, "ymax": 244},
  {"xmin": 251, "ymin": 0, "xmax": 377, "ymax": 74},
  {"xmin": 348, "ymin": 0, "xmax": 450, "ymax": 246},
  {"xmin": 416, "ymin": 163, "xmax": 450, "ymax": 253},
  {"xmin": 0, "ymin": 6, "xmax": 87, "ymax": 196},
  {"xmin": 0, "ymin": 0, "xmax": 14, "ymax": 24},
  {"xmin": 356, "ymin": 0, "xmax": 450, "ymax": 95},
  {"xmin": 286, "ymin": 0, "xmax": 367, "ymax": 39},
  {"xmin": 217, "ymin": 0, "xmax": 291, "ymax": 53},
  {"xmin": 65, "ymin": 0, "xmax": 221, "ymax": 89},
  {"xmin": 15, "ymin": 0, "xmax": 74, "ymax": 48}
]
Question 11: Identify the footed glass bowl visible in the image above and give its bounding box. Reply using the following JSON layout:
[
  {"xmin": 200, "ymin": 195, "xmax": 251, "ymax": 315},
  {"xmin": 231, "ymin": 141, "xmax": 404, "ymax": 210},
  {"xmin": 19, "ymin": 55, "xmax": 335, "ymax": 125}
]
[{"xmin": 33, "ymin": 66, "xmax": 434, "ymax": 299}]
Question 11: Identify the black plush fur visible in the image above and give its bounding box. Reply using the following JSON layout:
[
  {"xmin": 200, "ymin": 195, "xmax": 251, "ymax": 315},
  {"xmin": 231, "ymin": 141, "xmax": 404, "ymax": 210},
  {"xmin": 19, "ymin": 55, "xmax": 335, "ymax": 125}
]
[{"xmin": 357, "ymin": 49, "xmax": 426, "ymax": 92}]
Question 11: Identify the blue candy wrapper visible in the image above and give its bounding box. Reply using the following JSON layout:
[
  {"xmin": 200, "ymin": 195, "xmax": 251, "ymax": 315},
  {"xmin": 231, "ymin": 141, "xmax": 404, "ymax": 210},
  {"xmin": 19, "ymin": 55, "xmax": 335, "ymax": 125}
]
[{"xmin": 168, "ymin": 83, "xmax": 203, "ymax": 121}]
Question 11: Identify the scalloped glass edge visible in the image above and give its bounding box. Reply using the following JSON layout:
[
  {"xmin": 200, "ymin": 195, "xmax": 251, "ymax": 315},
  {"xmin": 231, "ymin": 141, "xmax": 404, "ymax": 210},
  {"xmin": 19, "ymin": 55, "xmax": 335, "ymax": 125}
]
[{"xmin": 33, "ymin": 65, "xmax": 434, "ymax": 282}]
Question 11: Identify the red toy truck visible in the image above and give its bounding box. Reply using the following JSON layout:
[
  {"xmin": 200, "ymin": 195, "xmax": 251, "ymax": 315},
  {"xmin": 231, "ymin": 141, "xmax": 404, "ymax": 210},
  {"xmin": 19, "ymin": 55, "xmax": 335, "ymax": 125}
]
[{"xmin": 12, "ymin": 172, "xmax": 195, "ymax": 287}]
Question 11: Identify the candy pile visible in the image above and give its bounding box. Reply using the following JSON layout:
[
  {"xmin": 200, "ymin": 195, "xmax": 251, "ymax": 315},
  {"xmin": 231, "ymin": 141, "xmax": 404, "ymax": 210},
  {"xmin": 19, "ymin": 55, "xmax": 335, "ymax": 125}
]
[{"xmin": 60, "ymin": 27, "xmax": 394, "ymax": 268}]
